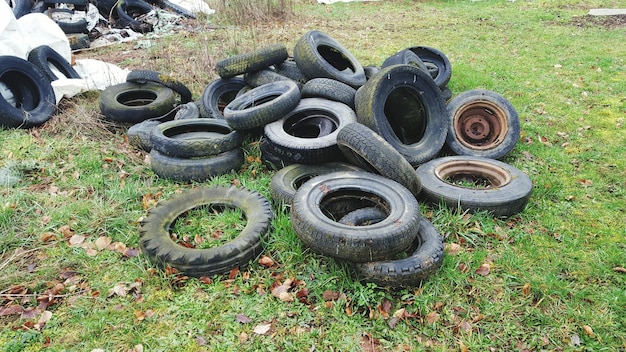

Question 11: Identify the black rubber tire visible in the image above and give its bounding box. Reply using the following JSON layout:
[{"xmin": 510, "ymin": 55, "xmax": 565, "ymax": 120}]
[
  {"xmin": 139, "ymin": 186, "xmax": 273, "ymax": 277},
  {"xmin": 7, "ymin": 0, "xmax": 31, "ymax": 18},
  {"xmin": 415, "ymin": 156, "xmax": 532, "ymax": 217},
  {"xmin": 127, "ymin": 69, "xmax": 193, "ymax": 103},
  {"xmin": 260, "ymin": 138, "xmax": 289, "ymax": 171},
  {"xmin": 99, "ymin": 81, "xmax": 177, "ymax": 124},
  {"xmin": 95, "ymin": 0, "xmax": 118, "ymax": 18},
  {"xmin": 150, "ymin": 118, "xmax": 244, "ymax": 158},
  {"xmin": 127, "ymin": 119, "xmax": 162, "ymax": 151},
  {"xmin": 293, "ymin": 30, "xmax": 366, "ymax": 88},
  {"xmin": 408, "ymin": 46, "xmax": 452, "ymax": 89},
  {"xmin": 354, "ymin": 64, "xmax": 448, "ymax": 166},
  {"xmin": 200, "ymin": 77, "xmax": 247, "ymax": 119},
  {"xmin": 445, "ymin": 89, "xmax": 520, "ymax": 159},
  {"xmin": 301, "ymin": 78, "xmax": 356, "ymax": 109},
  {"xmin": 291, "ymin": 171, "xmax": 420, "ymax": 262},
  {"xmin": 338, "ymin": 207, "xmax": 387, "ymax": 226},
  {"xmin": 273, "ymin": 60, "xmax": 308, "ymax": 85},
  {"xmin": 150, "ymin": 147, "xmax": 244, "ymax": 182},
  {"xmin": 27, "ymin": 45, "xmax": 81, "ymax": 81},
  {"xmin": 270, "ymin": 162, "xmax": 363, "ymax": 206},
  {"xmin": 215, "ymin": 44, "xmax": 288, "ymax": 79},
  {"xmin": 114, "ymin": 0, "xmax": 154, "ymax": 33},
  {"xmin": 43, "ymin": 8, "xmax": 88, "ymax": 34},
  {"xmin": 263, "ymin": 98, "xmax": 357, "ymax": 165},
  {"xmin": 244, "ymin": 69, "xmax": 301, "ymax": 90},
  {"xmin": 0, "ymin": 56, "xmax": 56, "ymax": 129},
  {"xmin": 336, "ymin": 122, "xmax": 422, "ymax": 197},
  {"xmin": 363, "ymin": 66, "xmax": 381, "ymax": 80},
  {"xmin": 67, "ymin": 33, "xmax": 91, "ymax": 51},
  {"xmin": 351, "ymin": 218, "xmax": 444, "ymax": 287},
  {"xmin": 441, "ymin": 86, "xmax": 452, "ymax": 102},
  {"xmin": 223, "ymin": 80, "xmax": 300, "ymax": 130},
  {"xmin": 381, "ymin": 49, "xmax": 428, "ymax": 73}
]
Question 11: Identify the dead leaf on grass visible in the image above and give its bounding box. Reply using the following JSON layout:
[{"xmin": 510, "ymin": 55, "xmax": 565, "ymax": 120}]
[
  {"xmin": 236, "ymin": 313, "xmax": 252, "ymax": 324},
  {"xmin": 445, "ymin": 242, "xmax": 461, "ymax": 255},
  {"xmin": 425, "ymin": 311, "xmax": 439, "ymax": 324},
  {"xmin": 253, "ymin": 323, "xmax": 271, "ymax": 335},
  {"xmin": 613, "ymin": 267, "xmax": 626, "ymax": 273},
  {"xmin": 258, "ymin": 255, "xmax": 275, "ymax": 268},
  {"xmin": 475, "ymin": 263, "xmax": 491, "ymax": 276},
  {"xmin": 95, "ymin": 236, "xmax": 112, "ymax": 251},
  {"xmin": 522, "ymin": 283, "xmax": 531, "ymax": 296},
  {"xmin": 322, "ymin": 290, "xmax": 340, "ymax": 301},
  {"xmin": 68, "ymin": 234, "xmax": 85, "ymax": 246},
  {"xmin": 583, "ymin": 325, "xmax": 594, "ymax": 337}
]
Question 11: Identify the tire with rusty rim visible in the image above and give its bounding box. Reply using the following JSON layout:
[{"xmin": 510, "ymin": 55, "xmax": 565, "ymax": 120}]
[
  {"xmin": 446, "ymin": 89, "xmax": 520, "ymax": 159},
  {"xmin": 139, "ymin": 186, "xmax": 273, "ymax": 277},
  {"xmin": 290, "ymin": 171, "xmax": 420, "ymax": 263},
  {"xmin": 350, "ymin": 218, "xmax": 444, "ymax": 287},
  {"xmin": 415, "ymin": 156, "xmax": 532, "ymax": 217}
]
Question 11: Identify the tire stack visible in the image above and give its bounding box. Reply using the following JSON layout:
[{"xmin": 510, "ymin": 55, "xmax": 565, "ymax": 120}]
[{"xmin": 128, "ymin": 29, "xmax": 532, "ymax": 286}]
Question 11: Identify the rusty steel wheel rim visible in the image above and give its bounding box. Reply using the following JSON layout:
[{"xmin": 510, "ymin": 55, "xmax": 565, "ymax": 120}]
[
  {"xmin": 435, "ymin": 159, "xmax": 511, "ymax": 189},
  {"xmin": 453, "ymin": 100, "xmax": 509, "ymax": 150}
]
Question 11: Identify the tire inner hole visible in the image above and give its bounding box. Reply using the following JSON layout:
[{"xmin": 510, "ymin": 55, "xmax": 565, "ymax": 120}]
[
  {"xmin": 170, "ymin": 204, "xmax": 247, "ymax": 249},
  {"xmin": 284, "ymin": 111, "xmax": 338, "ymax": 138},
  {"xmin": 385, "ymin": 86, "xmax": 427, "ymax": 144},
  {"xmin": 317, "ymin": 45, "xmax": 356, "ymax": 73},
  {"xmin": 117, "ymin": 90, "xmax": 157, "ymax": 106},
  {"xmin": 319, "ymin": 189, "xmax": 390, "ymax": 223}
]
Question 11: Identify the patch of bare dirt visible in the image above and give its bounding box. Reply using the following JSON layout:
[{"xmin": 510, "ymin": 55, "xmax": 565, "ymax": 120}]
[{"xmin": 569, "ymin": 14, "xmax": 626, "ymax": 29}]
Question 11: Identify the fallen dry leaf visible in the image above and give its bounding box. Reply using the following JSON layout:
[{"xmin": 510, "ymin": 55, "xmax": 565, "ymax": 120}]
[
  {"xmin": 522, "ymin": 283, "xmax": 531, "ymax": 296},
  {"xmin": 612, "ymin": 267, "xmax": 626, "ymax": 273},
  {"xmin": 458, "ymin": 262, "xmax": 469, "ymax": 273},
  {"xmin": 40, "ymin": 232, "xmax": 57, "ymax": 242},
  {"xmin": 475, "ymin": 263, "xmax": 491, "ymax": 276},
  {"xmin": 258, "ymin": 255, "xmax": 275, "ymax": 268},
  {"xmin": 68, "ymin": 234, "xmax": 85, "ymax": 246},
  {"xmin": 425, "ymin": 311, "xmax": 439, "ymax": 324},
  {"xmin": 0, "ymin": 304, "xmax": 24, "ymax": 316},
  {"xmin": 322, "ymin": 290, "xmax": 340, "ymax": 301},
  {"xmin": 445, "ymin": 243, "xmax": 461, "ymax": 255},
  {"xmin": 583, "ymin": 325, "xmax": 594, "ymax": 337},
  {"xmin": 95, "ymin": 236, "xmax": 112, "ymax": 251},
  {"xmin": 253, "ymin": 323, "xmax": 271, "ymax": 335},
  {"xmin": 34, "ymin": 310, "xmax": 52, "ymax": 330},
  {"xmin": 577, "ymin": 179, "xmax": 593, "ymax": 186},
  {"xmin": 236, "ymin": 313, "xmax": 251, "ymax": 324}
]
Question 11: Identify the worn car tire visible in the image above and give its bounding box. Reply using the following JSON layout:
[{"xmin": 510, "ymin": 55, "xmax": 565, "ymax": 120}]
[
  {"xmin": 127, "ymin": 69, "xmax": 193, "ymax": 103},
  {"xmin": 351, "ymin": 218, "xmax": 444, "ymax": 287},
  {"xmin": 273, "ymin": 60, "xmax": 308, "ymax": 85},
  {"xmin": 8, "ymin": 0, "xmax": 31, "ymax": 18},
  {"xmin": 150, "ymin": 147, "xmax": 244, "ymax": 182},
  {"xmin": 127, "ymin": 119, "xmax": 162, "ymax": 151},
  {"xmin": 354, "ymin": 64, "xmax": 448, "ymax": 166},
  {"xmin": 263, "ymin": 98, "xmax": 356, "ymax": 165},
  {"xmin": 301, "ymin": 78, "xmax": 356, "ymax": 109},
  {"xmin": 415, "ymin": 156, "xmax": 532, "ymax": 217},
  {"xmin": 293, "ymin": 30, "xmax": 366, "ymax": 88},
  {"xmin": 338, "ymin": 207, "xmax": 387, "ymax": 226},
  {"xmin": 114, "ymin": 0, "xmax": 154, "ymax": 33},
  {"xmin": 381, "ymin": 49, "xmax": 428, "ymax": 73},
  {"xmin": 27, "ymin": 45, "xmax": 81, "ymax": 81},
  {"xmin": 43, "ymin": 8, "xmax": 89, "ymax": 34},
  {"xmin": 291, "ymin": 171, "xmax": 420, "ymax": 263},
  {"xmin": 0, "ymin": 56, "xmax": 56, "ymax": 129},
  {"xmin": 270, "ymin": 162, "xmax": 363, "ymax": 206},
  {"xmin": 200, "ymin": 77, "xmax": 247, "ymax": 119},
  {"xmin": 337, "ymin": 122, "xmax": 422, "ymax": 197},
  {"xmin": 408, "ymin": 46, "xmax": 452, "ymax": 89},
  {"xmin": 99, "ymin": 81, "xmax": 176, "ymax": 124},
  {"xmin": 244, "ymin": 69, "xmax": 301, "ymax": 90},
  {"xmin": 139, "ymin": 186, "xmax": 273, "ymax": 277},
  {"xmin": 446, "ymin": 89, "xmax": 520, "ymax": 159},
  {"xmin": 216, "ymin": 44, "xmax": 288, "ymax": 79},
  {"xmin": 150, "ymin": 118, "xmax": 244, "ymax": 158},
  {"xmin": 223, "ymin": 80, "xmax": 300, "ymax": 130}
]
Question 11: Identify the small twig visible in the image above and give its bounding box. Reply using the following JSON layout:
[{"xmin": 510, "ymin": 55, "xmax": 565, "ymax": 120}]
[
  {"xmin": 0, "ymin": 244, "xmax": 55, "ymax": 272},
  {"xmin": 0, "ymin": 291, "xmax": 87, "ymax": 300}
]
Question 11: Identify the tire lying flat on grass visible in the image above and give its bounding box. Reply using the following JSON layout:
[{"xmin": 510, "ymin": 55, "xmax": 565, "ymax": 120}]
[
  {"xmin": 139, "ymin": 186, "xmax": 273, "ymax": 277},
  {"xmin": 150, "ymin": 147, "xmax": 244, "ymax": 182},
  {"xmin": 127, "ymin": 69, "xmax": 193, "ymax": 103},
  {"xmin": 415, "ymin": 156, "xmax": 532, "ymax": 218},
  {"xmin": 99, "ymin": 81, "xmax": 176, "ymax": 124},
  {"xmin": 446, "ymin": 89, "xmax": 520, "ymax": 159},
  {"xmin": 290, "ymin": 171, "xmax": 421, "ymax": 263},
  {"xmin": 350, "ymin": 218, "xmax": 444, "ymax": 287},
  {"xmin": 0, "ymin": 56, "xmax": 56, "ymax": 129}
]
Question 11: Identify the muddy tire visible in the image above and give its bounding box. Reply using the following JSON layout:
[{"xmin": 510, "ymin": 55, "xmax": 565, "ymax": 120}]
[
  {"xmin": 150, "ymin": 147, "xmax": 244, "ymax": 182},
  {"xmin": 127, "ymin": 119, "xmax": 162, "ymax": 151},
  {"xmin": 0, "ymin": 56, "xmax": 56, "ymax": 129},
  {"xmin": 139, "ymin": 186, "xmax": 273, "ymax": 277},
  {"xmin": 150, "ymin": 118, "xmax": 244, "ymax": 158},
  {"xmin": 27, "ymin": 45, "xmax": 81, "ymax": 81},
  {"xmin": 216, "ymin": 44, "xmax": 288, "ymax": 79},
  {"xmin": 351, "ymin": 218, "xmax": 444, "ymax": 287},
  {"xmin": 446, "ymin": 89, "xmax": 520, "ymax": 159},
  {"xmin": 99, "ymin": 81, "xmax": 177, "ymax": 124},
  {"xmin": 291, "ymin": 171, "xmax": 421, "ymax": 262},
  {"xmin": 127, "ymin": 69, "xmax": 193, "ymax": 103},
  {"xmin": 270, "ymin": 162, "xmax": 363, "ymax": 206},
  {"xmin": 223, "ymin": 80, "xmax": 300, "ymax": 130},
  {"xmin": 354, "ymin": 64, "xmax": 448, "ymax": 166},
  {"xmin": 337, "ymin": 122, "xmax": 422, "ymax": 197},
  {"xmin": 415, "ymin": 156, "xmax": 532, "ymax": 217},
  {"xmin": 293, "ymin": 30, "xmax": 366, "ymax": 88}
]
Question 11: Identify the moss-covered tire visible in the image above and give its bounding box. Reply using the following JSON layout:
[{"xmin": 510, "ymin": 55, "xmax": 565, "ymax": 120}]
[
  {"xmin": 337, "ymin": 122, "xmax": 422, "ymax": 197},
  {"xmin": 270, "ymin": 162, "xmax": 363, "ymax": 206},
  {"xmin": 291, "ymin": 171, "xmax": 420, "ymax": 263},
  {"xmin": 354, "ymin": 64, "xmax": 448, "ymax": 166},
  {"xmin": 27, "ymin": 45, "xmax": 81, "ymax": 81},
  {"xmin": 223, "ymin": 80, "xmax": 300, "ymax": 130},
  {"xmin": 150, "ymin": 118, "xmax": 244, "ymax": 158},
  {"xmin": 150, "ymin": 147, "xmax": 244, "ymax": 182},
  {"xmin": 127, "ymin": 69, "xmax": 193, "ymax": 103},
  {"xmin": 99, "ymin": 81, "xmax": 176, "ymax": 124},
  {"xmin": 446, "ymin": 89, "xmax": 520, "ymax": 159},
  {"xmin": 244, "ymin": 69, "xmax": 301, "ymax": 90},
  {"xmin": 0, "ymin": 56, "xmax": 56, "ymax": 129},
  {"xmin": 127, "ymin": 119, "xmax": 162, "ymax": 151},
  {"xmin": 139, "ymin": 186, "xmax": 273, "ymax": 277},
  {"xmin": 301, "ymin": 78, "xmax": 356, "ymax": 109},
  {"xmin": 215, "ymin": 44, "xmax": 288, "ymax": 79},
  {"xmin": 293, "ymin": 30, "xmax": 366, "ymax": 88},
  {"xmin": 415, "ymin": 156, "xmax": 532, "ymax": 217},
  {"xmin": 351, "ymin": 218, "xmax": 444, "ymax": 287}
]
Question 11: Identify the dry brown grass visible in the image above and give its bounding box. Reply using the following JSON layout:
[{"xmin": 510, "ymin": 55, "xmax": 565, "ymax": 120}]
[{"xmin": 207, "ymin": 0, "xmax": 296, "ymax": 26}]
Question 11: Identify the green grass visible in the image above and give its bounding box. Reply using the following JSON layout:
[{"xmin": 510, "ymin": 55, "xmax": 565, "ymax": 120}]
[{"xmin": 2, "ymin": 0, "xmax": 625, "ymax": 350}]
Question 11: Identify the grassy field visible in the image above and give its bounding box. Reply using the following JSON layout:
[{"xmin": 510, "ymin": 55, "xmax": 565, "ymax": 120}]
[{"xmin": 1, "ymin": 0, "xmax": 625, "ymax": 350}]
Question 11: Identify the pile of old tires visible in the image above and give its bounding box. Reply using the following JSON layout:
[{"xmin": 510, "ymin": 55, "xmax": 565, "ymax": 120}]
[{"xmin": 111, "ymin": 29, "xmax": 532, "ymax": 287}]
